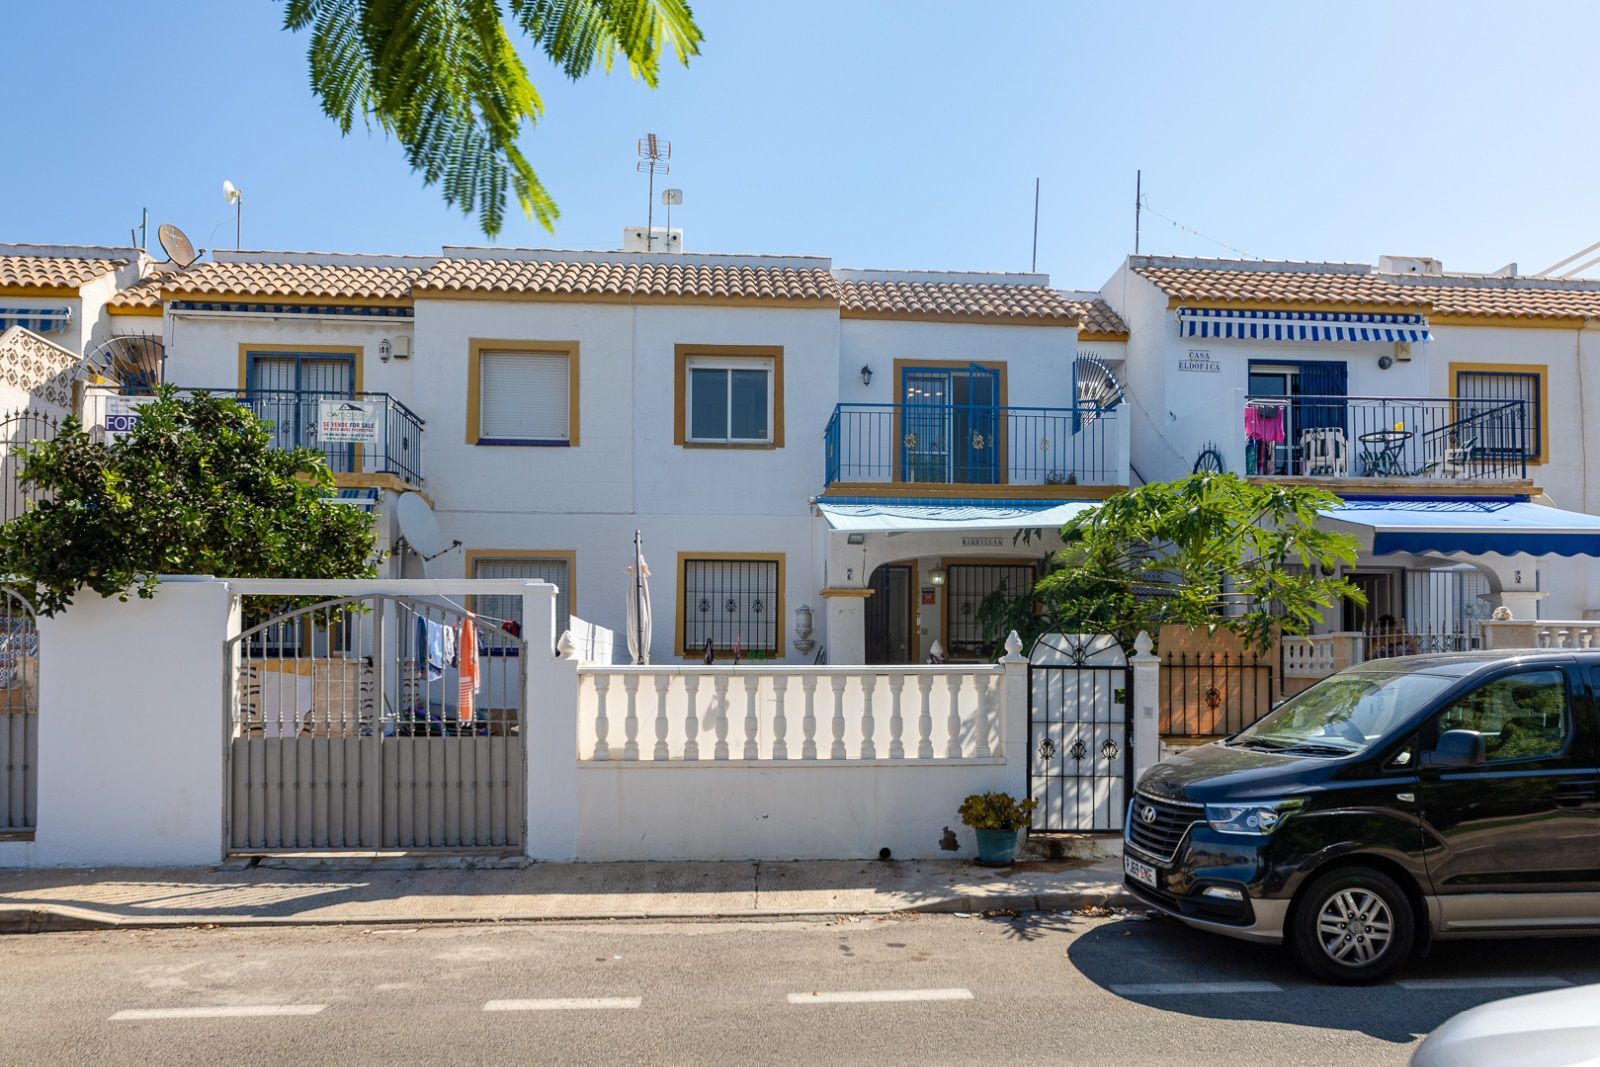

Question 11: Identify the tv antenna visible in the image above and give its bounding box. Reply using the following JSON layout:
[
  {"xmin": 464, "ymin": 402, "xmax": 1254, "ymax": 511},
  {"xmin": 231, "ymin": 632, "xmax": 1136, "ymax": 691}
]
[
  {"xmin": 662, "ymin": 188, "xmax": 682, "ymax": 249},
  {"xmin": 157, "ymin": 223, "xmax": 199, "ymax": 268},
  {"xmin": 635, "ymin": 134, "xmax": 671, "ymax": 252},
  {"xmin": 222, "ymin": 180, "xmax": 243, "ymax": 249}
]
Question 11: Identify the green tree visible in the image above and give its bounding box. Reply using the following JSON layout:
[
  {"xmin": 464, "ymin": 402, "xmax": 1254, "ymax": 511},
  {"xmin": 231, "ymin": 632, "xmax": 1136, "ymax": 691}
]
[
  {"xmin": 286, "ymin": 0, "xmax": 703, "ymax": 236},
  {"xmin": 0, "ymin": 389, "xmax": 377, "ymax": 616},
  {"xmin": 979, "ymin": 474, "xmax": 1363, "ymax": 654}
]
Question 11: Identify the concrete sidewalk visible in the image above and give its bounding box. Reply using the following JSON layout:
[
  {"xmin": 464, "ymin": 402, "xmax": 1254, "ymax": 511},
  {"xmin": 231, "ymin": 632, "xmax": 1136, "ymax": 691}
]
[{"xmin": 0, "ymin": 856, "xmax": 1129, "ymax": 932}]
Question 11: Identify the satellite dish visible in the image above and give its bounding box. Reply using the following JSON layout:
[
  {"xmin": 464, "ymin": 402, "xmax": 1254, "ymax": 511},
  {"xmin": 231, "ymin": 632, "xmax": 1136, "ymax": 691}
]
[
  {"xmin": 394, "ymin": 492, "xmax": 450, "ymax": 574},
  {"xmin": 156, "ymin": 224, "xmax": 198, "ymax": 268},
  {"xmin": 222, "ymin": 179, "xmax": 242, "ymax": 205},
  {"xmin": 661, "ymin": 188, "xmax": 683, "ymax": 206}
]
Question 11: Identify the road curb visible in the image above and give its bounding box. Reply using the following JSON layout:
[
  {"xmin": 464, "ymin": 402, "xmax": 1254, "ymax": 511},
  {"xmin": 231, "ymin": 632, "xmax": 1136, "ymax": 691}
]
[{"xmin": 0, "ymin": 887, "xmax": 1138, "ymax": 934}]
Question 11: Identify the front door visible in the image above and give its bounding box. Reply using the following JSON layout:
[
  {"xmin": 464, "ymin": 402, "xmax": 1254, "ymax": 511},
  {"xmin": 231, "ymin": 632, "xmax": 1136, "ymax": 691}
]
[
  {"xmin": 1419, "ymin": 664, "xmax": 1600, "ymax": 931},
  {"xmin": 864, "ymin": 564, "xmax": 914, "ymax": 664},
  {"xmin": 247, "ymin": 351, "xmax": 357, "ymax": 471}
]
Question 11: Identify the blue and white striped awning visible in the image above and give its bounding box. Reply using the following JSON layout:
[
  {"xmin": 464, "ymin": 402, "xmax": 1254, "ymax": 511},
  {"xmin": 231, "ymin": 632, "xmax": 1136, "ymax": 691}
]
[
  {"xmin": 1178, "ymin": 307, "xmax": 1430, "ymax": 343},
  {"xmin": 0, "ymin": 306, "xmax": 71, "ymax": 334}
]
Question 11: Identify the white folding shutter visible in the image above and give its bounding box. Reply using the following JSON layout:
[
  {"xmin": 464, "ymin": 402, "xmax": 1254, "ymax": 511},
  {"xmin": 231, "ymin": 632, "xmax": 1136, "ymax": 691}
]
[{"xmin": 480, "ymin": 352, "xmax": 569, "ymax": 441}]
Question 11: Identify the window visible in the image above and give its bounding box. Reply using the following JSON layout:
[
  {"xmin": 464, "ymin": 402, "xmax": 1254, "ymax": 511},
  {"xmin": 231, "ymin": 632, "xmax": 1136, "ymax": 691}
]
[
  {"xmin": 674, "ymin": 345, "xmax": 784, "ymax": 447},
  {"xmin": 945, "ymin": 562, "xmax": 1036, "ymax": 659},
  {"xmin": 468, "ymin": 340, "xmax": 579, "ymax": 445},
  {"xmin": 1437, "ymin": 669, "xmax": 1569, "ymax": 762},
  {"xmin": 470, "ymin": 553, "xmax": 574, "ymax": 637},
  {"xmin": 1452, "ymin": 365, "xmax": 1544, "ymax": 461},
  {"xmin": 678, "ymin": 554, "xmax": 782, "ymax": 657}
]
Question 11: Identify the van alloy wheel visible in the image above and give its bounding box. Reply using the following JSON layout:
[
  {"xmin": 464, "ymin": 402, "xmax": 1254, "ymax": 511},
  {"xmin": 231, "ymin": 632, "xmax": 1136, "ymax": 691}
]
[{"xmin": 1316, "ymin": 889, "xmax": 1394, "ymax": 965}]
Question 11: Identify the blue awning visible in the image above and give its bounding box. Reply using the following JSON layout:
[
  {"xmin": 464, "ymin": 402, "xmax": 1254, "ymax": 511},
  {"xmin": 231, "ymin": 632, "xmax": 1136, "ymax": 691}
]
[
  {"xmin": 1318, "ymin": 499, "xmax": 1600, "ymax": 557},
  {"xmin": 0, "ymin": 306, "xmax": 72, "ymax": 334},
  {"xmin": 1179, "ymin": 307, "xmax": 1430, "ymax": 343},
  {"xmin": 819, "ymin": 498, "xmax": 1098, "ymax": 534}
]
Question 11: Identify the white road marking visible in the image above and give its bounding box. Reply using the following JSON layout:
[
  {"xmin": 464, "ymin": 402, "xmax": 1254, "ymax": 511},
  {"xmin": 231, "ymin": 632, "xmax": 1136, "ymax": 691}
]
[
  {"xmin": 1111, "ymin": 981, "xmax": 1283, "ymax": 996},
  {"xmin": 483, "ymin": 998, "xmax": 642, "ymax": 1012},
  {"xmin": 786, "ymin": 988, "xmax": 974, "ymax": 1004},
  {"xmin": 1397, "ymin": 976, "xmax": 1572, "ymax": 990},
  {"xmin": 111, "ymin": 1005, "xmax": 328, "ymax": 1021}
]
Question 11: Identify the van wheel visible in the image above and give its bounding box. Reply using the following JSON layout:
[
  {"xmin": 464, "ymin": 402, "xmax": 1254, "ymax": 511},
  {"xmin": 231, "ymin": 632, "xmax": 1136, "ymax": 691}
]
[{"xmin": 1289, "ymin": 867, "xmax": 1414, "ymax": 984}]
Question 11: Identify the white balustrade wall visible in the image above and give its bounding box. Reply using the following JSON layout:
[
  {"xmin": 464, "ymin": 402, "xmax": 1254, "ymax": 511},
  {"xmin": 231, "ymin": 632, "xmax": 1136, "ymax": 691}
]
[
  {"xmin": 1482, "ymin": 619, "xmax": 1600, "ymax": 650},
  {"xmin": 576, "ymin": 665, "xmax": 1003, "ymax": 764},
  {"xmin": 1279, "ymin": 636, "xmax": 1336, "ymax": 678}
]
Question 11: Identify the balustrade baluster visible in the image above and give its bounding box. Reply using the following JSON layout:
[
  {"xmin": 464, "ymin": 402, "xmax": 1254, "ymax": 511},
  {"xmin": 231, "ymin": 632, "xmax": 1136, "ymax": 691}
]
[
  {"xmin": 712, "ymin": 674, "xmax": 731, "ymax": 760},
  {"xmin": 973, "ymin": 672, "xmax": 993, "ymax": 758},
  {"xmin": 622, "ymin": 674, "xmax": 640, "ymax": 760},
  {"xmin": 771, "ymin": 675, "xmax": 789, "ymax": 760},
  {"xmin": 591, "ymin": 674, "xmax": 611, "ymax": 761},
  {"xmin": 859, "ymin": 674, "xmax": 877, "ymax": 760},
  {"xmin": 829, "ymin": 675, "xmax": 848, "ymax": 759},
  {"xmin": 683, "ymin": 675, "xmax": 701, "ymax": 760},
  {"xmin": 800, "ymin": 675, "xmax": 819, "ymax": 760},
  {"xmin": 652, "ymin": 673, "xmax": 671, "ymax": 760},
  {"xmin": 945, "ymin": 673, "xmax": 964, "ymax": 758},
  {"xmin": 887, "ymin": 674, "xmax": 905, "ymax": 759},
  {"xmin": 742, "ymin": 674, "xmax": 761, "ymax": 759},
  {"xmin": 916, "ymin": 674, "xmax": 934, "ymax": 759}
]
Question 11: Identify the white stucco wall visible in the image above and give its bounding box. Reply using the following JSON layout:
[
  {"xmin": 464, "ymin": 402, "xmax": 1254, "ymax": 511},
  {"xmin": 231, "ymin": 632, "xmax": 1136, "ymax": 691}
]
[{"xmin": 163, "ymin": 311, "xmax": 416, "ymax": 399}]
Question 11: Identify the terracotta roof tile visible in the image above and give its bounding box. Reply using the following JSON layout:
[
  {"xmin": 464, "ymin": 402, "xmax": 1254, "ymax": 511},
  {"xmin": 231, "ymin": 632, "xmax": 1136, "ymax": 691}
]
[
  {"xmin": 0, "ymin": 254, "xmax": 124, "ymax": 290},
  {"xmin": 416, "ymin": 258, "xmax": 836, "ymax": 302},
  {"xmin": 1066, "ymin": 297, "xmax": 1128, "ymax": 337},
  {"xmin": 106, "ymin": 274, "xmax": 166, "ymax": 311},
  {"xmin": 162, "ymin": 261, "xmax": 423, "ymax": 302},
  {"xmin": 835, "ymin": 279, "xmax": 1078, "ymax": 322},
  {"xmin": 1135, "ymin": 262, "xmax": 1600, "ymax": 321}
]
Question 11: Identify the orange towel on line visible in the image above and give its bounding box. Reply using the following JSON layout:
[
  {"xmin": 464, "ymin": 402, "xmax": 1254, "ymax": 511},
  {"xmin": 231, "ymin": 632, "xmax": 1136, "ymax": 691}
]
[{"xmin": 457, "ymin": 621, "xmax": 479, "ymax": 723}]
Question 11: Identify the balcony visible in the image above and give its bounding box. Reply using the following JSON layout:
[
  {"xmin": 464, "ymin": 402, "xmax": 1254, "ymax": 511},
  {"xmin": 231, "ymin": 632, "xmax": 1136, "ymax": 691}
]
[
  {"xmin": 823, "ymin": 403, "xmax": 1123, "ymax": 492},
  {"xmin": 1242, "ymin": 394, "xmax": 1530, "ymax": 484},
  {"xmin": 85, "ymin": 387, "xmax": 426, "ymax": 487}
]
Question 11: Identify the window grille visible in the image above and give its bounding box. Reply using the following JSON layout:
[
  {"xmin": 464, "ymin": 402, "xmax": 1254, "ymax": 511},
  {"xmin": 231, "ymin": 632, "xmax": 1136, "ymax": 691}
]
[
  {"xmin": 1455, "ymin": 369, "xmax": 1539, "ymax": 459},
  {"xmin": 473, "ymin": 557, "xmax": 571, "ymax": 635},
  {"xmin": 681, "ymin": 556, "xmax": 780, "ymax": 655},
  {"xmin": 946, "ymin": 563, "xmax": 1036, "ymax": 658}
]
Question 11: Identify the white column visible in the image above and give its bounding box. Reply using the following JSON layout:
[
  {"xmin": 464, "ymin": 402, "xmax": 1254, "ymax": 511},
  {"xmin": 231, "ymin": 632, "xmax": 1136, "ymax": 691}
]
[
  {"xmin": 823, "ymin": 595, "xmax": 868, "ymax": 665},
  {"xmin": 524, "ymin": 582, "xmax": 578, "ymax": 862},
  {"xmin": 1130, "ymin": 630, "xmax": 1162, "ymax": 786},
  {"xmin": 999, "ymin": 630, "xmax": 1028, "ymax": 783},
  {"xmin": 32, "ymin": 578, "xmax": 236, "ymax": 867}
]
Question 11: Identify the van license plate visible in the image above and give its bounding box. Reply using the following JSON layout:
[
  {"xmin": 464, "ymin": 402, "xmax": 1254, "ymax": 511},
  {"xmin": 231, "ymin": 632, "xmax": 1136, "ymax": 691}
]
[{"xmin": 1124, "ymin": 854, "xmax": 1158, "ymax": 888}]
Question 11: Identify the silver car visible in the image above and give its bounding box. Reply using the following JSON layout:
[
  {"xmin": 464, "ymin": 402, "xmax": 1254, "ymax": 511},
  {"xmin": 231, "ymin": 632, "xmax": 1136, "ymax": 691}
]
[{"xmin": 1411, "ymin": 984, "xmax": 1600, "ymax": 1066}]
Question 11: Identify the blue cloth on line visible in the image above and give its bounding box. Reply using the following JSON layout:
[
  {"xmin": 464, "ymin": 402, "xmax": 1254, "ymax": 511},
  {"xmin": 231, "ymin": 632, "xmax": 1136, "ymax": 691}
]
[{"xmin": 414, "ymin": 616, "xmax": 455, "ymax": 681}]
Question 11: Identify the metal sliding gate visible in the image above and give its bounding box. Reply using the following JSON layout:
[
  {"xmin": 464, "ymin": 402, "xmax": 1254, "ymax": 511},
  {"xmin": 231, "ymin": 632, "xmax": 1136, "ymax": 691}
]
[
  {"xmin": 226, "ymin": 594, "xmax": 527, "ymax": 852},
  {"xmin": 0, "ymin": 588, "xmax": 38, "ymax": 834},
  {"xmin": 1027, "ymin": 632, "xmax": 1132, "ymax": 833}
]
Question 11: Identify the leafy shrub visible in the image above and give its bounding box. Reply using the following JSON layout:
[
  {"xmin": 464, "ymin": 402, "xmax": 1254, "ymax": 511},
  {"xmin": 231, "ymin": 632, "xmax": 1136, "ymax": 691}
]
[{"xmin": 957, "ymin": 791, "xmax": 1036, "ymax": 832}]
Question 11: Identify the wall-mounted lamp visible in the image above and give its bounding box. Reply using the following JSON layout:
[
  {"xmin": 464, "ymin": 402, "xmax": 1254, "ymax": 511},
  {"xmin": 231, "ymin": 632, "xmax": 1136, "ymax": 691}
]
[
  {"xmin": 928, "ymin": 567, "xmax": 946, "ymax": 587},
  {"xmin": 860, "ymin": 365, "xmax": 873, "ymax": 387},
  {"xmin": 379, "ymin": 338, "xmax": 393, "ymax": 363},
  {"xmin": 846, "ymin": 532, "xmax": 866, "ymax": 545}
]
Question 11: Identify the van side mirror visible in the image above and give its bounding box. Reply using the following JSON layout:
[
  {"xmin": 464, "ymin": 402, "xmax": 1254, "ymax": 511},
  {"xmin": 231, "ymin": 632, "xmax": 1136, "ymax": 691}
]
[{"xmin": 1421, "ymin": 729, "xmax": 1486, "ymax": 770}]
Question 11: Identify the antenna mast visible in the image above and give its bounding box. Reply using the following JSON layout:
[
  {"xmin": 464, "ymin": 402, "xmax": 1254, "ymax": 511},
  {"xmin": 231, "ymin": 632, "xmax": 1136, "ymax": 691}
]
[
  {"xmin": 1031, "ymin": 178, "xmax": 1040, "ymax": 273},
  {"xmin": 1135, "ymin": 170, "xmax": 1142, "ymax": 255},
  {"xmin": 636, "ymin": 134, "xmax": 672, "ymax": 252}
]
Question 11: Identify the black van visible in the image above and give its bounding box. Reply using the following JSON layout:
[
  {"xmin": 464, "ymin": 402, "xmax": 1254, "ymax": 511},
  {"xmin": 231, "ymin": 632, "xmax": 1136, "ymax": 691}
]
[{"xmin": 1122, "ymin": 651, "xmax": 1600, "ymax": 983}]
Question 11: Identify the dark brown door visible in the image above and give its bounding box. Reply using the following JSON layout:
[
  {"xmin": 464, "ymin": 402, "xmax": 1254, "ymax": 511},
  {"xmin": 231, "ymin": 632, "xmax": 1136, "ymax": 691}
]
[{"xmin": 865, "ymin": 565, "xmax": 914, "ymax": 664}]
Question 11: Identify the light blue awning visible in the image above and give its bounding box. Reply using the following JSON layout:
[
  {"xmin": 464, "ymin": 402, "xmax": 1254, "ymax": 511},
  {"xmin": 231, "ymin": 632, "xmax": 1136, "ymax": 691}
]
[
  {"xmin": 1179, "ymin": 307, "xmax": 1430, "ymax": 343},
  {"xmin": 1318, "ymin": 499, "xmax": 1600, "ymax": 557},
  {"xmin": 0, "ymin": 306, "xmax": 71, "ymax": 333},
  {"xmin": 819, "ymin": 499, "xmax": 1098, "ymax": 534}
]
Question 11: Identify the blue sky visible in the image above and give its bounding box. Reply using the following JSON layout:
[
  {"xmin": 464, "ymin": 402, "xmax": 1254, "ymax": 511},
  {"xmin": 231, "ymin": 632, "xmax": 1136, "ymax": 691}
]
[{"xmin": 4, "ymin": 1, "xmax": 1597, "ymax": 287}]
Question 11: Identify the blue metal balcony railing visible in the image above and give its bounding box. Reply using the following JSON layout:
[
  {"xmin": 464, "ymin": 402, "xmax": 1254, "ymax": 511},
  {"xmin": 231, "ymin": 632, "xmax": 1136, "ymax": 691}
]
[
  {"xmin": 94, "ymin": 388, "xmax": 426, "ymax": 486},
  {"xmin": 824, "ymin": 402, "xmax": 1120, "ymax": 488},
  {"xmin": 1243, "ymin": 394, "xmax": 1529, "ymax": 482}
]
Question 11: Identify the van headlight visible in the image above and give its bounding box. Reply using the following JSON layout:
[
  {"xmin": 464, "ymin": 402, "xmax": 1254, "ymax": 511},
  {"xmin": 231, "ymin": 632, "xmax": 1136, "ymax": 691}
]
[{"xmin": 1205, "ymin": 799, "xmax": 1303, "ymax": 836}]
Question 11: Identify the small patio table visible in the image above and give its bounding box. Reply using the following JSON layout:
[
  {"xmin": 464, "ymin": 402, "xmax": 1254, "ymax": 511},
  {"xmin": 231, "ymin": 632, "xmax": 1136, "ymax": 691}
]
[{"xmin": 1359, "ymin": 429, "xmax": 1414, "ymax": 477}]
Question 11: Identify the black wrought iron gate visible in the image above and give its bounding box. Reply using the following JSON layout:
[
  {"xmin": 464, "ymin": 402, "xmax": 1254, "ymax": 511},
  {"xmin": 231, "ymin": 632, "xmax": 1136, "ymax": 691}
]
[{"xmin": 1028, "ymin": 632, "xmax": 1132, "ymax": 833}]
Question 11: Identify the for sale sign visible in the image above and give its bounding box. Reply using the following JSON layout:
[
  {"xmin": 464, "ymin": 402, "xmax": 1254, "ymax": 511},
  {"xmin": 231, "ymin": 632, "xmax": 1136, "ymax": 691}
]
[
  {"xmin": 104, "ymin": 395, "xmax": 153, "ymax": 441},
  {"xmin": 318, "ymin": 400, "xmax": 379, "ymax": 444}
]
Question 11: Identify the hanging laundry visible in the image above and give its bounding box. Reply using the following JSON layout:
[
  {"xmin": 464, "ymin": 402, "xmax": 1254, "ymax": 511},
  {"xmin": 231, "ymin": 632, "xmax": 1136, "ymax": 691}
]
[
  {"xmin": 457, "ymin": 620, "xmax": 479, "ymax": 723},
  {"xmin": 415, "ymin": 616, "xmax": 456, "ymax": 682}
]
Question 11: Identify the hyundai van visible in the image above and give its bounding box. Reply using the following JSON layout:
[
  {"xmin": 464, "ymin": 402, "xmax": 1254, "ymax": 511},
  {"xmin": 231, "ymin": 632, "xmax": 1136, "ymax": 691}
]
[{"xmin": 1122, "ymin": 652, "xmax": 1600, "ymax": 983}]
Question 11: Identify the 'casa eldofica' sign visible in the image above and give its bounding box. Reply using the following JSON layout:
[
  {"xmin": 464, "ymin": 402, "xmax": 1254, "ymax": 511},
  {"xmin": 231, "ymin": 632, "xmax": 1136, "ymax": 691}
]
[{"xmin": 1178, "ymin": 349, "xmax": 1220, "ymax": 374}]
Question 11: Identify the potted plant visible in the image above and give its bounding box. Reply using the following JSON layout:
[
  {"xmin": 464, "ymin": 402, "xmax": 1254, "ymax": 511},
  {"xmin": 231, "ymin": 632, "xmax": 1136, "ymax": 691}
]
[{"xmin": 958, "ymin": 791, "xmax": 1036, "ymax": 866}]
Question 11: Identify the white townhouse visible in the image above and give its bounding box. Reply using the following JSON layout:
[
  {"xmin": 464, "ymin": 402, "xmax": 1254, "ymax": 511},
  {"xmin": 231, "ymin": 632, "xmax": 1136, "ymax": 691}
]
[
  {"xmin": 21, "ymin": 241, "xmax": 1129, "ymax": 665},
  {"xmin": 1096, "ymin": 253, "xmax": 1600, "ymax": 654}
]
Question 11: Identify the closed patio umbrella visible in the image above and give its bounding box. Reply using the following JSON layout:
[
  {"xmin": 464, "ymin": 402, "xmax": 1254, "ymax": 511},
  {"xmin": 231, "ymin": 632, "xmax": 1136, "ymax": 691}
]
[{"xmin": 626, "ymin": 530, "xmax": 652, "ymax": 665}]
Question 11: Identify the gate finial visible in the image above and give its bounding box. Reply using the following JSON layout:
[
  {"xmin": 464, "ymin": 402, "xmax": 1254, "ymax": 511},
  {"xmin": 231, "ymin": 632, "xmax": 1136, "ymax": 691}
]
[
  {"xmin": 1003, "ymin": 630, "xmax": 1024, "ymax": 660},
  {"xmin": 1132, "ymin": 631, "xmax": 1155, "ymax": 657}
]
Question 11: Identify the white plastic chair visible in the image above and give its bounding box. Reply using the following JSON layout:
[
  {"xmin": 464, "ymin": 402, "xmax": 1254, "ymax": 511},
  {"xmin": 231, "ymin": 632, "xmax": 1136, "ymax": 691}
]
[{"xmin": 1299, "ymin": 428, "xmax": 1348, "ymax": 477}]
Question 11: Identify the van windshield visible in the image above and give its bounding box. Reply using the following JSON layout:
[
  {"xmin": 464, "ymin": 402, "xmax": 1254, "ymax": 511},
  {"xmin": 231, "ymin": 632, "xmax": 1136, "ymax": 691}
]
[{"xmin": 1229, "ymin": 670, "xmax": 1455, "ymax": 756}]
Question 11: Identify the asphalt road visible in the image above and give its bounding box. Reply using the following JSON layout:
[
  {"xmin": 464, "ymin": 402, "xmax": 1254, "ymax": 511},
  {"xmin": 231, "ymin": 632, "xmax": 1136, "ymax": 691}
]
[{"xmin": 3, "ymin": 911, "xmax": 1598, "ymax": 1066}]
